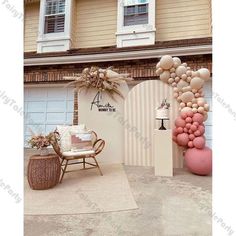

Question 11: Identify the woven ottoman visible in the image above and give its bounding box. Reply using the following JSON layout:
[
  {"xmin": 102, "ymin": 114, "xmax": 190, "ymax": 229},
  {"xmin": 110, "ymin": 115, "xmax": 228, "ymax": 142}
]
[{"xmin": 27, "ymin": 154, "xmax": 61, "ymax": 190}]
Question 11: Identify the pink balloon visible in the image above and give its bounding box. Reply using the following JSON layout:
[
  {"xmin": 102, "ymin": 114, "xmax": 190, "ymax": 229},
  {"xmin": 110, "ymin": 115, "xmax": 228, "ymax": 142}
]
[
  {"xmin": 185, "ymin": 123, "xmax": 191, "ymax": 129},
  {"xmin": 198, "ymin": 125, "xmax": 205, "ymax": 135},
  {"xmin": 185, "ymin": 117, "xmax": 192, "ymax": 123},
  {"xmin": 183, "ymin": 128, "xmax": 188, "ymax": 133},
  {"xmin": 188, "ymin": 129, "xmax": 193, "ymax": 134},
  {"xmin": 186, "ymin": 111, "xmax": 194, "ymax": 117},
  {"xmin": 173, "ymin": 128, "xmax": 178, "ymax": 136},
  {"xmin": 192, "ymin": 113, "xmax": 204, "ymax": 124},
  {"xmin": 175, "ymin": 117, "xmax": 186, "ymax": 128},
  {"xmin": 181, "ymin": 112, "xmax": 188, "ymax": 119},
  {"xmin": 184, "ymin": 147, "xmax": 212, "ymax": 175},
  {"xmin": 190, "ymin": 125, "xmax": 197, "ymax": 132},
  {"xmin": 193, "ymin": 136, "xmax": 205, "ymax": 149},
  {"xmin": 189, "ymin": 134, "xmax": 195, "ymax": 140},
  {"xmin": 177, "ymin": 133, "xmax": 189, "ymax": 146},
  {"xmin": 193, "ymin": 121, "xmax": 199, "ymax": 127},
  {"xmin": 177, "ymin": 127, "xmax": 184, "ymax": 134},
  {"xmin": 188, "ymin": 141, "xmax": 194, "ymax": 148},
  {"xmin": 194, "ymin": 130, "xmax": 201, "ymax": 137}
]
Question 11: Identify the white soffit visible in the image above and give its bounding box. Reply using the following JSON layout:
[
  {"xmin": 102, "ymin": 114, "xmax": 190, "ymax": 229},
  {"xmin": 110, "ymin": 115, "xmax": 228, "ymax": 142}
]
[{"xmin": 24, "ymin": 44, "xmax": 212, "ymax": 66}]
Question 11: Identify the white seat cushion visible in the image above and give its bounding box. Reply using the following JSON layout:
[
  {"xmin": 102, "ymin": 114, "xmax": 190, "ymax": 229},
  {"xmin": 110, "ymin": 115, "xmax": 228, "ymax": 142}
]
[
  {"xmin": 62, "ymin": 149, "xmax": 95, "ymax": 157},
  {"xmin": 56, "ymin": 124, "xmax": 88, "ymax": 152}
]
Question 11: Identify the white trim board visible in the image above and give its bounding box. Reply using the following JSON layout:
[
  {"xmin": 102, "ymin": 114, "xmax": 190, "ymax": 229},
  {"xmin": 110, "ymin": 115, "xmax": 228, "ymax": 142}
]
[{"xmin": 24, "ymin": 44, "xmax": 212, "ymax": 66}]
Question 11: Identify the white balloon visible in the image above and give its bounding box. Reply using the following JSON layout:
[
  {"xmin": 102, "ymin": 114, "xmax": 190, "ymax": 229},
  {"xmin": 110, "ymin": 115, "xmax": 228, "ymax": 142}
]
[
  {"xmin": 190, "ymin": 77, "xmax": 204, "ymax": 90},
  {"xmin": 176, "ymin": 65, "xmax": 187, "ymax": 77},
  {"xmin": 160, "ymin": 55, "xmax": 174, "ymax": 70},
  {"xmin": 173, "ymin": 57, "xmax": 181, "ymax": 67},
  {"xmin": 198, "ymin": 68, "xmax": 211, "ymax": 81},
  {"xmin": 181, "ymin": 91, "xmax": 194, "ymax": 103},
  {"xmin": 160, "ymin": 71, "xmax": 170, "ymax": 83}
]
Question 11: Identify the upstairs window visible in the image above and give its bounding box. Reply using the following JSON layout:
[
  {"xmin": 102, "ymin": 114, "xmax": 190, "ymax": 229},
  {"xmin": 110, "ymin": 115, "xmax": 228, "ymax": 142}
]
[
  {"xmin": 124, "ymin": 0, "xmax": 149, "ymax": 26},
  {"xmin": 44, "ymin": 0, "xmax": 65, "ymax": 34}
]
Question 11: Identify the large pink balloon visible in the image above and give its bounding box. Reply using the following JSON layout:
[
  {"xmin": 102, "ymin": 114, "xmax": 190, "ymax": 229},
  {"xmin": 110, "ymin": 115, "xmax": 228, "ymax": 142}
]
[
  {"xmin": 193, "ymin": 136, "xmax": 205, "ymax": 149},
  {"xmin": 177, "ymin": 133, "xmax": 189, "ymax": 146},
  {"xmin": 185, "ymin": 123, "xmax": 191, "ymax": 129},
  {"xmin": 192, "ymin": 113, "xmax": 204, "ymax": 124},
  {"xmin": 190, "ymin": 124, "xmax": 197, "ymax": 132},
  {"xmin": 184, "ymin": 147, "xmax": 212, "ymax": 175},
  {"xmin": 175, "ymin": 117, "xmax": 186, "ymax": 127}
]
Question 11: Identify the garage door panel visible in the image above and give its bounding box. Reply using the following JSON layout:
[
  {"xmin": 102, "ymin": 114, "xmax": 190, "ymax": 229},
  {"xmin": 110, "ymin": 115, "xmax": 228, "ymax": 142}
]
[
  {"xmin": 25, "ymin": 113, "xmax": 45, "ymax": 124},
  {"xmin": 66, "ymin": 101, "xmax": 74, "ymax": 112},
  {"xmin": 47, "ymin": 88, "xmax": 67, "ymax": 100},
  {"xmin": 66, "ymin": 113, "xmax": 73, "ymax": 123},
  {"xmin": 47, "ymin": 101, "xmax": 66, "ymax": 112},
  {"xmin": 67, "ymin": 88, "xmax": 75, "ymax": 99},
  {"xmin": 46, "ymin": 112, "xmax": 66, "ymax": 123},
  {"xmin": 27, "ymin": 89, "xmax": 47, "ymax": 101},
  {"xmin": 27, "ymin": 101, "xmax": 47, "ymax": 112},
  {"xmin": 25, "ymin": 124, "xmax": 45, "ymax": 135},
  {"xmin": 45, "ymin": 124, "xmax": 58, "ymax": 133}
]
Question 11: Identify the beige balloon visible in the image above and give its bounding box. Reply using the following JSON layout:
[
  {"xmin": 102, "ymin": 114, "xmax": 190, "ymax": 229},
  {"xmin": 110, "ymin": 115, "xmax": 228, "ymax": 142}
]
[
  {"xmin": 181, "ymin": 107, "xmax": 192, "ymax": 114},
  {"xmin": 192, "ymin": 108, "xmax": 198, "ymax": 113},
  {"xmin": 160, "ymin": 55, "xmax": 174, "ymax": 70},
  {"xmin": 187, "ymin": 102, "xmax": 192, "ymax": 107},
  {"xmin": 156, "ymin": 68, "xmax": 163, "ymax": 76},
  {"xmin": 190, "ymin": 77, "xmax": 204, "ymax": 90},
  {"xmin": 176, "ymin": 65, "xmax": 187, "ymax": 77},
  {"xmin": 198, "ymin": 106, "xmax": 205, "ymax": 113},
  {"xmin": 175, "ymin": 76, "xmax": 180, "ymax": 83},
  {"xmin": 203, "ymin": 113, "xmax": 208, "ymax": 121},
  {"xmin": 170, "ymin": 68, "xmax": 176, "ymax": 73},
  {"xmin": 160, "ymin": 71, "xmax": 170, "ymax": 83},
  {"xmin": 181, "ymin": 91, "xmax": 194, "ymax": 103},
  {"xmin": 168, "ymin": 78, "xmax": 174, "ymax": 84},
  {"xmin": 182, "ymin": 86, "xmax": 192, "ymax": 93},
  {"xmin": 198, "ymin": 68, "xmax": 211, "ymax": 81},
  {"xmin": 171, "ymin": 73, "xmax": 176, "ymax": 78},
  {"xmin": 177, "ymin": 80, "xmax": 189, "ymax": 89},
  {"xmin": 156, "ymin": 62, "xmax": 160, "ymax": 69}
]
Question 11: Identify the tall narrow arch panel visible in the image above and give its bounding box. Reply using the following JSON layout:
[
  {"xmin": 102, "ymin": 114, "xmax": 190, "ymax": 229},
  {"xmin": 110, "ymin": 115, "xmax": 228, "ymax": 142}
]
[{"xmin": 124, "ymin": 80, "xmax": 184, "ymax": 168}]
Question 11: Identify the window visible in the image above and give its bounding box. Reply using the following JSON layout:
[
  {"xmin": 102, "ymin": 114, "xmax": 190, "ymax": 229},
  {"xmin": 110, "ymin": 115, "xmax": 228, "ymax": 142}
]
[
  {"xmin": 44, "ymin": 0, "xmax": 65, "ymax": 34},
  {"xmin": 124, "ymin": 0, "xmax": 148, "ymax": 26}
]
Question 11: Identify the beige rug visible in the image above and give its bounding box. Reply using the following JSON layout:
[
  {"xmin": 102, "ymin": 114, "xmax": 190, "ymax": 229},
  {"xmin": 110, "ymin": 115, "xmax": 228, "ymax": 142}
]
[{"xmin": 24, "ymin": 164, "xmax": 138, "ymax": 215}]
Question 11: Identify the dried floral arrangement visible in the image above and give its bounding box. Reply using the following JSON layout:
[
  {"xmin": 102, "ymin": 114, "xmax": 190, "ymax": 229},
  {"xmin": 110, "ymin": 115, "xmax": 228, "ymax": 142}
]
[
  {"xmin": 158, "ymin": 99, "xmax": 170, "ymax": 109},
  {"xmin": 65, "ymin": 66, "xmax": 133, "ymax": 100},
  {"xmin": 28, "ymin": 133, "xmax": 54, "ymax": 149}
]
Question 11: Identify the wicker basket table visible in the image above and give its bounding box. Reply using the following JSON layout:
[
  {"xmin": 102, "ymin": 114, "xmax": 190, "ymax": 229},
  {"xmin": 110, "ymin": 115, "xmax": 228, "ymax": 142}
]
[{"xmin": 27, "ymin": 154, "xmax": 61, "ymax": 190}]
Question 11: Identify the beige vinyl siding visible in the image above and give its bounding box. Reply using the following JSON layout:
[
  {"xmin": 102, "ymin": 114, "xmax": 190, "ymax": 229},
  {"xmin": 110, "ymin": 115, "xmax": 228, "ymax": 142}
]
[
  {"xmin": 156, "ymin": 0, "xmax": 212, "ymax": 41},
  {"xmin": 24, "ymin": 2, "xmax": 40, "ymax": 52},
  {"xmin": 72, "ymin": 0, "xmax": 117, "ymax": 48}
]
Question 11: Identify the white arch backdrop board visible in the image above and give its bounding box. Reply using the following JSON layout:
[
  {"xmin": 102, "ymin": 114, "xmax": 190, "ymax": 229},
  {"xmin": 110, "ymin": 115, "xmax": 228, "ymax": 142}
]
[
  {"xmin": 124, "ymin": 80, "xmax": 184, "ymax": 168},
  {"xmin": 78, "ymin": 82, "xmax": 129, "ymax": 164}
]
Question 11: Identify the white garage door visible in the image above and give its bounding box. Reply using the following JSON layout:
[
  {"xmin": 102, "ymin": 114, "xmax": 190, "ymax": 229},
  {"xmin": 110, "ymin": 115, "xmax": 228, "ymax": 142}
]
[
  {"xmin": 204, "ymin": 80, "xmax": 212, "ymax": 148},
  {"xmin": 24, "ymin": 86, "xmax": 74, "ymax": 146}
]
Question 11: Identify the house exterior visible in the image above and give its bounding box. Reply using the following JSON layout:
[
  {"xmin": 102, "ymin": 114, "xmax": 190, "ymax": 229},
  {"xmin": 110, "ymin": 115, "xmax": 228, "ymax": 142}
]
[{"xmin": 24, "ymin": 0, "xmax": 212, "ymax": 147}]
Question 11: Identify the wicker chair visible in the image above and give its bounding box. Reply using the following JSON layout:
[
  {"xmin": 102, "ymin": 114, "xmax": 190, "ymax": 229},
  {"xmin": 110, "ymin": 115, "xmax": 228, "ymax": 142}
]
[{"xmin": 51, "ymin": 131, "xmax": 105, "ymax": 183}]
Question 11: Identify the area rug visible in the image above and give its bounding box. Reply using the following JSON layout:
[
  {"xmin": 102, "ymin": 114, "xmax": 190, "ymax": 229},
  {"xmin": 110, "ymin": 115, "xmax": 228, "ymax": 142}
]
[{"xmin": 25, "ymin": 164, "xmax": 138, "ymax": 215}]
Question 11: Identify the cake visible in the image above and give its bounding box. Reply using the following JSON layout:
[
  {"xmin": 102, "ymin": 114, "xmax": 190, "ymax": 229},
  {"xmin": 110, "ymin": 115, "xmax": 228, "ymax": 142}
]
[{"xmin": 155, "ymin": 99, "xmax": 170, "ymax": 119}]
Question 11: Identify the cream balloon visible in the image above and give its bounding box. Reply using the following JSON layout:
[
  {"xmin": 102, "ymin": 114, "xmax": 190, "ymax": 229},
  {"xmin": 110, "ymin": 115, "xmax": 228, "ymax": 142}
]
[
  {"xmin": 168, "ymin": 78, "xmax": 174, "ymax": 84},
  {"xmin": 182, "ymin": 86, "xmax": 192, "ymax": 93},
  {"xmin": 181, "ymin": 107, "xmax": 192, "ymax": 114},
  {"xmin": 198, "ymin": 68, "xmax": 211, "ymax": 81},
  {"xmin": 177, "ymin": 80, "xmax": 189, "ymax": 89},
  {"xmin": 173, "ymin": 57, "xmax": 181, "ymax": 68},
  {"xmin": 156, "ymin": 68, "xmax": 163, "ymax": 76},
  {"xmin": 175, "ymin": 77, "xmax": 180, "ymax": 83},
  {"xmin": 160, "ymin": 71, "xmax": 170, "ymax": 83},
  {"xmin": 190, "ymin": 77, "xmax": 204, "ymax": 90},
  {"xmin": 181, "ymin": 91, "xmax": 194, "ymax": 103},
  {"xmin": 160, "ymin": 55, "xmax": 174, "ymax": 70},
  {"xmin": 156, "ymin": 62, "xmax": 160, "ymax": 69},
  {"xmin": 176, "ymin": 65, "xmax": 187, "ymax": 77}
]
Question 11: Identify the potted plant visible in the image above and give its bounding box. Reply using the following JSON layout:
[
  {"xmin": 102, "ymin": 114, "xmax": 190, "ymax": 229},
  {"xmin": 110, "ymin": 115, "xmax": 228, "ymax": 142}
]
[{"xmin": 28, "ymin": 134, "xmax": 54, "ymax": 156}]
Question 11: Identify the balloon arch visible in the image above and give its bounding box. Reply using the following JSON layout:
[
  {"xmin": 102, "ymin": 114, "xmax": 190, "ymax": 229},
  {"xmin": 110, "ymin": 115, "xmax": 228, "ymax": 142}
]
[{"xmin": 156, "ymin": 55, "xmax": 212, "ymax": 175}]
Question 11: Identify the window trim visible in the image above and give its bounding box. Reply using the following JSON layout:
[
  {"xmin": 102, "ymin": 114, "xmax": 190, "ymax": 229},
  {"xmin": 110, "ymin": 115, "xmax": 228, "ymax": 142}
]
[
  {"xmin": 37, "ymin": 0, "xmax": 73, "ymax": 53},
  {"xmin": 116, "ymin": 0, "xmax": 156, "ymax": 48}
]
